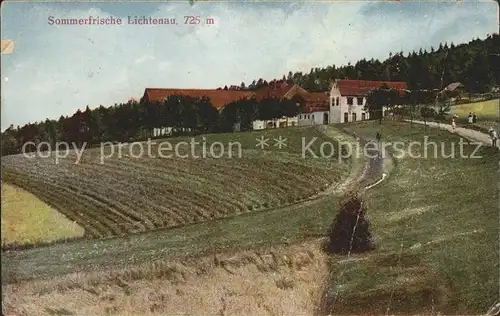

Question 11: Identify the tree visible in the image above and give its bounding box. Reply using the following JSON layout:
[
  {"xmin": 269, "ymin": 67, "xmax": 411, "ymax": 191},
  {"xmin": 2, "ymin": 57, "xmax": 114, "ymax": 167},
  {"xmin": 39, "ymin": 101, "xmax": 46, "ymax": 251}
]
[
  {"xmin": 257, "ymin": 97, "xmax": 281, "ymax": 121},
  {"xmin": 436, "ymin": 101, "xmax": 451, "ymax": 121},
  {"xmin": 249, "ymin": 80, "xmax": 257, "ymax": 89},
  {"xmin": 220, "ymin": 98, "xmax": 257, "ymax": 132},
  {"xmin": 81, "ymin": 105, "xmax": 93, "ymax": 144},
  {"xmin": 420, "ymin": 106, "xmax": 436, "ymax": 130},
  {"xmin": 43, "ymin": 119, "xmax": 58, "ymax": 147},
  {"xmin": 219, "ymin": 101, "xmax": 239, "ymax": 132},
  {"xmin": 281, "ymin": 98, "xmax": 302, "ymax": 118},
  {"xmin": 178, "ymin": 95, "xmax": 198, "ymax": 133},
  {"xmin": 365, "ymin": 89, "xmax": 385, "ymax": 123},
  {"xmin": 195, "ymin": 97, "xmax": 219, "ymax": 133},
  {"xmin": 1, "ymin": 125, "xmax": 18, "ymax": 156},
  {"xmin": 327, "ymin": 191, "xmax": 375, "ymax": 254}
]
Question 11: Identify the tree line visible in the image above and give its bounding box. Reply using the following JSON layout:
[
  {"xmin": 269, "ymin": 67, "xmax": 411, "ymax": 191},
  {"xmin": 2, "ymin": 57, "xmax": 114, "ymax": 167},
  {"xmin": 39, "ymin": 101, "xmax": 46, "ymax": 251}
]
[
  {"xmin": 1, "ymin": 96, "xmax": 301, "ymax": 155},
  {"xmin": 232, "ymin": 34, "xmax": 498, "ymax": 93}
]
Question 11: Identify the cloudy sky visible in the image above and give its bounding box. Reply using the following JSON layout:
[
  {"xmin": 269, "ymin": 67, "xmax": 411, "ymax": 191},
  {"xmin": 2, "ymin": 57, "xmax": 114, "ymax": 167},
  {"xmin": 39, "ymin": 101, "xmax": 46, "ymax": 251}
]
[{"xmin": 1, "ymin": 1, "xmax": 498, "ymax": 129}]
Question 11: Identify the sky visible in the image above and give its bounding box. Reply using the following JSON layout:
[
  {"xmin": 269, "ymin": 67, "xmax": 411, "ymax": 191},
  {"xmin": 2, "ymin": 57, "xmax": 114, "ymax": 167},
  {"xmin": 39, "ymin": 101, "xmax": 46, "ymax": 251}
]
[{"xmin": 1, "ymin": 0, "xmax": 498, "ymax": 130}]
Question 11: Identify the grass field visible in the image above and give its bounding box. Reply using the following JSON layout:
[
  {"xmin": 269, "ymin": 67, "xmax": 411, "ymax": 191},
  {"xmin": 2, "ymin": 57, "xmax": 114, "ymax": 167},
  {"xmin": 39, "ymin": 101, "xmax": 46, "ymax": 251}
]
[
  {"xmin": 1, "ymin": 127, "xmax": 350, "ymax": 240},
  {"xmin": 1, "ymin": 183, "xmax": 84, "ymax": 245},
  {"xmin": 450, "ymin": 99, "xmax": 499, "ymax": 118},
  {"xmin": 450, "ymin": 99, "xmax": 499, "ymax": 132},
  {"xmin": 319, "ymin": 121, "xmax": 499, "ymax": 314}
]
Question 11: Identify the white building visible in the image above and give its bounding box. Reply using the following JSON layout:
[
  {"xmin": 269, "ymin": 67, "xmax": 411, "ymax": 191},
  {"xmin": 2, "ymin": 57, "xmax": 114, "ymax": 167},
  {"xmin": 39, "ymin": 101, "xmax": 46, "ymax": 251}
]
[
  {"xmin": 329, "ymin": 79, "xmax": 408, "ymax": 124},
  {"xmin": 297, "ymin": 92, "xmax": 330, "ymax": 126},
  {"xmin": 297, "ymin": 111, "xmax": 329, "ymax": 126},
  {"xmin": 253, "ymin": 116, "xmax": 298, "ymax": 130}
]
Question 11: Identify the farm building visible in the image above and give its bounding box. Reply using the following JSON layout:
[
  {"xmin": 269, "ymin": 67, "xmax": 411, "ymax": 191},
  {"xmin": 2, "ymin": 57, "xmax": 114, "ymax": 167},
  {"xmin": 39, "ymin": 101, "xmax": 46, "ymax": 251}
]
[
  {"xmin": 143, "ymin": 81, "xmax": 326, "ymax": 132},
  {"xmin": 440, "ymin": 82, "xmax": 467, "ymax": 101},
  {"xmin": 253, "ymin": 81, "xmax": 323, "ymax": 129},
  {"xmin": 142, "ymin": 79, "xmax": 408, "ymax": 134},
  {"xmin": 442, "ymin": 82, "xmax": 466, "ymax": 94},
  {"xmin": 251, "ymin": 116, "xmax": 299, "ymax": 130},
  {"xmin": 329, "ymin": 79, "xmax": 408, "ymax": 123},
  {"xmin": 297, "ymin": 92, "xmax": 330, "ymax": 126}
]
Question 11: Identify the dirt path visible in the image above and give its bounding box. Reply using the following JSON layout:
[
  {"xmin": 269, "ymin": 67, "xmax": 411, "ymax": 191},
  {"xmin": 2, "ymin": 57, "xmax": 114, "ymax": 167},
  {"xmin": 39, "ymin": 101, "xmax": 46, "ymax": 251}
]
[
  {"xmin": 335, "ymin": 126, "xmax": 391, "ymax": 190},
  {"xmin": 406, "ymin": 120, "xmax": 499, "ymax": 148}
]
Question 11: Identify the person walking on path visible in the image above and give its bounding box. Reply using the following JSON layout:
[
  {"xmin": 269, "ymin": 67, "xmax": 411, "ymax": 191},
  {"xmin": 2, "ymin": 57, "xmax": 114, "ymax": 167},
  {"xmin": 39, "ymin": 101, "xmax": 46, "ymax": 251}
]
[
  {"xmin": 489, "ymin": 128, "xmax": 498, "ymax": 148},
  {"xmin": 451, "ymin": 118, "xmax": 456, "ymax": 131},
  {"xmin": 472, "ymin": 112, "xmax": 477, "ymax": 123},
  {"xmin": 468, "ymin": 112, "xmax": 473, "ymax": 124},
  {"xmin": 375, "ymin": 129, "xmax": 383, "ymax": 158}
]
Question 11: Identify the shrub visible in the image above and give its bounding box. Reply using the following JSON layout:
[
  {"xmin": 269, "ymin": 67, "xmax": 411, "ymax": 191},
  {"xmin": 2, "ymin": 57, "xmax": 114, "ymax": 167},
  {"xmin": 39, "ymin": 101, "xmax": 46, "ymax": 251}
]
[
  {"xmin": 420, "ymin": 106, "xmax": 436, "ymax": 120},
  {"xmin": 327, "ymin": 191, "xmax": 375, "ymax": 254}
]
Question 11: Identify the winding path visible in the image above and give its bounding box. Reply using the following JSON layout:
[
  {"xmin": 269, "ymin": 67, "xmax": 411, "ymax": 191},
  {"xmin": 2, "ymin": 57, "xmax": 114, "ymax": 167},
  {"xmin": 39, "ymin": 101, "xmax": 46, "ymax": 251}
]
[{"xmin": 405, "ymin": 120, "xmax": 499, "ymax": 148}]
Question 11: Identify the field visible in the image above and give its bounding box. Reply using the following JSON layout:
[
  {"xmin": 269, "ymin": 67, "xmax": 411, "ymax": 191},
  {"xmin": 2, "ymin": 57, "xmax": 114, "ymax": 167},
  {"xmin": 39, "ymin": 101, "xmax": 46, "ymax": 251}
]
[
  {"xmin": 450, "ymin": 99, "xmax": 499, "ymax": 118},
  {"xmin": 450, "ymin": 99, "xmax": 499, "ymax": 132},
  {"xmin": 2, "ymin": 122, "xmax": 497, "ymax": 315},
  {"xmin": 1, "ymin": 127, "xmax": 349, "ymax": 240},
  {"xmin": 1, "ymin": 183, "xmax": 84, "ymax": 245}
]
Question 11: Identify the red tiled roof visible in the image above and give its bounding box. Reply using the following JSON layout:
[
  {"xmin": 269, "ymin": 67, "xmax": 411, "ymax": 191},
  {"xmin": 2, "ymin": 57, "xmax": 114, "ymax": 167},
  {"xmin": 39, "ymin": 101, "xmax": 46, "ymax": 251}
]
[
  {"xmin": 143, "ymin": 88, "xmax": 254, "ymax": 109},
  {"xmin": 143, "ymin": 83, "xmax": 331, "ymax": 113},
  {"xmin": 303, "ymin": 92, "xmax": 329, "ymax": 102},
  {"xmin": 336, "ymin": 80, "xmax": 408, "ymax": 96},
  {"xmin": 301, "ymin": 92, "xmax": 329, "ymax": 113},
  {"xmin": 254, "ymin": 82, "xmax": 295, "ymax": 100}
]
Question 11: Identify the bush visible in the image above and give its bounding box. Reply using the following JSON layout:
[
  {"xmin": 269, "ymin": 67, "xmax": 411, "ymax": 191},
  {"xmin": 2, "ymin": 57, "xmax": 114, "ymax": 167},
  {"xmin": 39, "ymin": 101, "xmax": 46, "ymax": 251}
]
[
  {"xmin": 420, "ymin": 106, "xmax": 436, "ymax": 120},
  {"xmin": 327, "ymin": 191, "xmax": 375, "ymax": 254}
]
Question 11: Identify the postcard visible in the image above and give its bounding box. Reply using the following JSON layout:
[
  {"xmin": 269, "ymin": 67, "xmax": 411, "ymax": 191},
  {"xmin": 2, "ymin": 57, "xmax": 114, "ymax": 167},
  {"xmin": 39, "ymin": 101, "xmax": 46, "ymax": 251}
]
[{"xmin": 1, "ymin": 1, "xmax": 499, "ymax": 315}]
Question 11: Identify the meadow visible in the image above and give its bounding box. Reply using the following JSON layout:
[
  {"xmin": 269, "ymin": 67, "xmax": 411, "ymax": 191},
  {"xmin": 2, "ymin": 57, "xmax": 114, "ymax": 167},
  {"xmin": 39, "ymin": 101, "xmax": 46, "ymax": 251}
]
[
  {"xmin": 450, "ymin": 99, "xmax": 499, "ymax": 132},
  {"xmin": 320, "ymin": 121, "xmax": 499, "ymax": 314},
  {"xmin": 1, "ymin": 182, "xmax": 84, "ymax": 245},
  {"xmin": 450, "ymin": 98, "xmax": 498, "ymax": 118}
]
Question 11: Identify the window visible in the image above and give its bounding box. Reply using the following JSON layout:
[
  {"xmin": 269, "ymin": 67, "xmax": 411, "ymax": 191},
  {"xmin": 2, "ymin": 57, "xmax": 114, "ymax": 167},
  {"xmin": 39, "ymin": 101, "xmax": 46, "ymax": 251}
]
[
  {"xmin": 311, "ymin": 114, "xmax": 314, "ymax": 120},
  {"xmin": 352, "ymin": 113, "xmax": 357, "ymax": 122},
  {"xmin": 357, "ymin": 97, "xmax": 363, "ymax": 106},
  {"xmin": 347, "ymin": 97, "xmax": 353, "ymax": 105},
  {"xmin": 362, "ymin": 113, "xmax": 366, "ymax": 120},
  {"xmin": 336, "ymin": 97, "xmax": 340, "ymax": 106},
  {"xmin": 344, "ymin": 112, "xmax": 349, "ymax": 123}
]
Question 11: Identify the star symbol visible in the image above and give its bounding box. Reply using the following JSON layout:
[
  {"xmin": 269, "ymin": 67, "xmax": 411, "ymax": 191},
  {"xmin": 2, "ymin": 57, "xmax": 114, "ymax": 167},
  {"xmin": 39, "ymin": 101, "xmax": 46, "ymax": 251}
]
[
  {"xmin": 274, "ymin": 136, "xmax": 287, "ymax": 149},
  {"xmin": 256, "ymin": 136, "xmax": 269, "ymax": 149}
]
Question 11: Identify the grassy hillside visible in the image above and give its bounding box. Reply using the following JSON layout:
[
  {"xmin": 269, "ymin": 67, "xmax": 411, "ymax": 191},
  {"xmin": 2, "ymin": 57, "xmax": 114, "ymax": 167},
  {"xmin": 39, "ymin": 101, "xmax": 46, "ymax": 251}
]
[
  {"xmin": 320, "ymin": 121, "xmax": 499, "ymax": 314},
  {"xmin": 450, "ymin": 99, "xmax": 499, "ymax": 133},
  {"xmin": 1, "ymin": 183, "xmax": 84, "ymax": 245},
  {"xmin": 1, "ymin": 127, "xmax": 349, "ymax": 241},
  {"xmin": 450, "ymin": 99, "xmax": 498, "ymax": 118}
]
